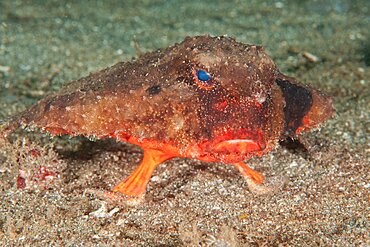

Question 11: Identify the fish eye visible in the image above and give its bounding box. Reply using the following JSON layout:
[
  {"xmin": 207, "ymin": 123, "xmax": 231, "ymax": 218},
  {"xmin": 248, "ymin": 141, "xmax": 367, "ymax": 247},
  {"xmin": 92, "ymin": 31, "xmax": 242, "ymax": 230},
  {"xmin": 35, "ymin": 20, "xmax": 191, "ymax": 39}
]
[
  {"xmin": 197, "ymin": 70, "xmax": 211, "ymax": 81},
  {"xmin": 192, "ymin": 68, "xmax": 216, "ymax": 90}
]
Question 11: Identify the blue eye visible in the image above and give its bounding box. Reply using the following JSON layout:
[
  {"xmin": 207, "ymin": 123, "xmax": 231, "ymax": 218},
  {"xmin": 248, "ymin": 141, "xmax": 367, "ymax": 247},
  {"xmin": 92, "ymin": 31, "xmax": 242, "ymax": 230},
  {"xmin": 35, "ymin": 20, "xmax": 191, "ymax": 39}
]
[
  {"xmin": 192, "ymin": 67, "xmax": 216, "ymax": 90},
  {"xmin": 196, "ymin": 70, "xmax": 211, "ymax": 81}
]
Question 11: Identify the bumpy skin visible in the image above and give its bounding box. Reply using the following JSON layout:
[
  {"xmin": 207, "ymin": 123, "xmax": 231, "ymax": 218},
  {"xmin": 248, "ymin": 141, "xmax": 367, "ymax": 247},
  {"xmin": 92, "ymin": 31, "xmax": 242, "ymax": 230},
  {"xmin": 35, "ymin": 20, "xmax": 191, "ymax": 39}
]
[{"xmin": 6, "ymin": 36, "xmax": 334, "ymax": 197}]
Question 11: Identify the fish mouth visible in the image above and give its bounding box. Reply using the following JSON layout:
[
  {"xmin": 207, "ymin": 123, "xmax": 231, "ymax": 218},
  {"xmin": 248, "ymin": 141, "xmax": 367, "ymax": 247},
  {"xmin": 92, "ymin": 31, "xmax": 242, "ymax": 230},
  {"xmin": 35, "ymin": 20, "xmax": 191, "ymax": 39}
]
[{"xmin": 211, "ymin": 138, "xmax": 266, "ymax": 154}]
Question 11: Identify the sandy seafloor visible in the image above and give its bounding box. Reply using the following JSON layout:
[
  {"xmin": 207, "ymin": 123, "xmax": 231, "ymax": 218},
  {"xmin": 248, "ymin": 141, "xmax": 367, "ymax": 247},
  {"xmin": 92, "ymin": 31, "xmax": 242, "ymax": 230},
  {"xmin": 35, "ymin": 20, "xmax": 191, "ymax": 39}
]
[{"xmin": 0, "ymin": 0, "xmax": 369, "ymax": 246}]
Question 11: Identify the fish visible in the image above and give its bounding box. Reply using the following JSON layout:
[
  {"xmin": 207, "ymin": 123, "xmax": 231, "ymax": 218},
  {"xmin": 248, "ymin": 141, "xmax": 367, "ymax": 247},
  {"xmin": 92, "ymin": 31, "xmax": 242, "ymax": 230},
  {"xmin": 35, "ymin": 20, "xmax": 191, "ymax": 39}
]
[{"xmin": 2, "ymin": 35, "xmax": 334, "ymax": 197}]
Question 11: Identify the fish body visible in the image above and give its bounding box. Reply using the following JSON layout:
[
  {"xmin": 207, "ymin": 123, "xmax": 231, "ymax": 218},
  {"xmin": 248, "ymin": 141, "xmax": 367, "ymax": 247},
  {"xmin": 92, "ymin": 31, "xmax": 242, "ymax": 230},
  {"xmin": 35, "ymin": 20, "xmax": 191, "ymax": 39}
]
[{"xmin": 5, "ymin": 36, "xmax": 334, "ymax": 196}]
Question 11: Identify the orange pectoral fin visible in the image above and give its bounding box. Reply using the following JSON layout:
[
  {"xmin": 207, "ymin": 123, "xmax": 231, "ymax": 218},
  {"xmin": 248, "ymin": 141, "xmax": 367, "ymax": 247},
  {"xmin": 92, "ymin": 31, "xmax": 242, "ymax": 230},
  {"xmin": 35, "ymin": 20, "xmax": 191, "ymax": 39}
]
[
  {"xmin": 233, "ymin": 162, "xmax": 264, "ymax": 184},
  {"xmin": 113, "ymin": 149, "xmax": 173, "ymax": 197}
]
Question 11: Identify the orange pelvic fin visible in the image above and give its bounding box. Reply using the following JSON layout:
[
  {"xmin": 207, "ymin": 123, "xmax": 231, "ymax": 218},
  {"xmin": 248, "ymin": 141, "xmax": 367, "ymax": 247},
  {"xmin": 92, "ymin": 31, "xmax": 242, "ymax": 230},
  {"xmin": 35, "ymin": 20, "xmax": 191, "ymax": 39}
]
[
  {"xmin": 113, "ymin": 149, "xmax": 173, "ymax": 197},
  {"xmin": 233, "ymin": 162, "xmax": 264, "ymax": 184}
]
